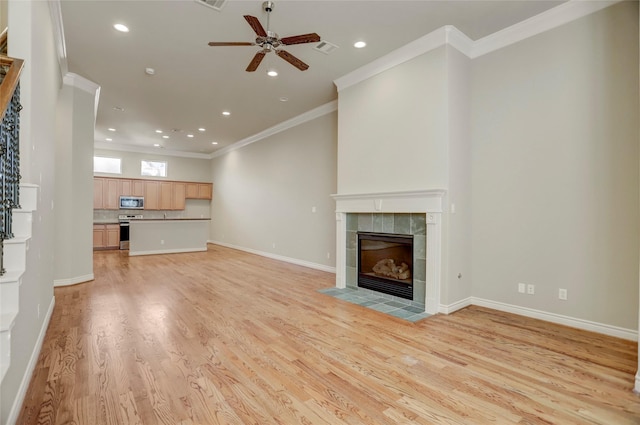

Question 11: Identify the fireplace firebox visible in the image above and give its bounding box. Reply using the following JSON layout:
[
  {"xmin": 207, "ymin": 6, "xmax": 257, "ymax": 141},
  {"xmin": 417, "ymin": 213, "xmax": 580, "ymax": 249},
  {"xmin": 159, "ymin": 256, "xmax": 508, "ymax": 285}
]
[{"xmin": 357, "ymin": 232, "xmax": 413, "ymax": 299}]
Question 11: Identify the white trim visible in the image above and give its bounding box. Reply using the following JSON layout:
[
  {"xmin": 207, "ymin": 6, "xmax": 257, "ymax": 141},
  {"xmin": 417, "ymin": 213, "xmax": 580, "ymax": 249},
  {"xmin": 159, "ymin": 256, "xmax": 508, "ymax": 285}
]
[
  {"xmin": 439, "ymin": 297, "xmax": 473, "ymax": 315},
  {"xmin": 94, "ymin": 141, "xmax": 212, "ymax": 159},
  {"xmin": 471, "ymin": 297, "xmax": 637, "ymax": 341},
  {"xmin": 211, "ymin": 101, "xmax": 338, "ymax": 159},
  {"xmin": 334, "ymin": 1, "xmax": 620, "ymax": 91},
  {"xmin": 63, "ymin": 72, "xmax": 99, "ymax": 95},
  {"xmin": 128, "ymin": 247, "xmax": 208, "ymax": 257},
  {"xmin": 6, "ymin": 296, "xmax": 55, "ymax": 425},
  {"xmin": 48, "ymin": 0, "xmax": 68, "ymax": 76},
  {"xmin": 332, "ymin": 189, "xmax": 446, "ymax": 214},
  {"xmin": 53, "ymin": 273, "xmax": 94, "ymax": 287},
  {"xmin": 209, "ymin": 241, "xmax": 336, "ymax": 274},
  {"xmin": 470, "ymin": 0, "xmax": 622, "ymax": 58},
  {"xmin": 635, "ymin": 372, "xmax": 640, "ymax": 394},
  {"xmin": 334, "ymin": 26, "xmax": 456, "ymax": 92}
]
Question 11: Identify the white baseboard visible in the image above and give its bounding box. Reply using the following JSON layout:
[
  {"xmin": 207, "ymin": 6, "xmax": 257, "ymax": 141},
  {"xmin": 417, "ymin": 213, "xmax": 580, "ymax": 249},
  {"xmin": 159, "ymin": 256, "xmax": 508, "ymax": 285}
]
[
  {"xmin": 128, "ymin": 247, "xmax": 207, "ymax": 257},
  {"xmin": 469, "ymin": 297, "xmax": 637, "ymax": 341},
  {"xmin": 439, "ymin": 297, "xmax": 472, "ymax": 314},
  {"xmin": 209, "ymin": 240, "xmax": 336, "ymax": 274},
  {"xmin": 635, "ymin": 372, "xmax": 640, "ymax": 395},
  {"xmin": 53, "ymin": 273, "xmax": 94, "ymax": 287},
  {"xmin": 7, "ymin": 296, "xmax": 55, "ymax": 425}
]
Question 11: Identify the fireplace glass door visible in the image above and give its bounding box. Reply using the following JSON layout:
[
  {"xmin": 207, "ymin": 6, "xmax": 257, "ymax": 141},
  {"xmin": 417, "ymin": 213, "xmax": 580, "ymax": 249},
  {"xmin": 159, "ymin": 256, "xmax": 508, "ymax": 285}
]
[{"xmin": 357, "ymin": 232, "xmax": 413, "ymax": 299}]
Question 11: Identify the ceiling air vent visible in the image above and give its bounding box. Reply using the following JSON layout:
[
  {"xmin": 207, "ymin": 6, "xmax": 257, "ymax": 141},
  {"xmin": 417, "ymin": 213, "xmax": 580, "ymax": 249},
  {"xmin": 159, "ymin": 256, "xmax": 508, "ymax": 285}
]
[
  {"xmin": 194, "ymin": 0, "xmax": 227, "ymax": 12},
  {"xmin": 313, "ymin": 40, "xmax": 339, "ymax": 55}
]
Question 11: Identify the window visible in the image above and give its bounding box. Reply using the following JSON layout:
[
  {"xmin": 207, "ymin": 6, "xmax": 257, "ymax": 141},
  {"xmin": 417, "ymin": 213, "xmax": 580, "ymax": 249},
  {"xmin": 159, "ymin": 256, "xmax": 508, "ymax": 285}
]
[
  {"xmin": 93, "ymin": 156, "xmax": 122, "ymax": 174},
  {"xmin": 141, "ymin": 160, "xmax": 167, "ymax": 177}
]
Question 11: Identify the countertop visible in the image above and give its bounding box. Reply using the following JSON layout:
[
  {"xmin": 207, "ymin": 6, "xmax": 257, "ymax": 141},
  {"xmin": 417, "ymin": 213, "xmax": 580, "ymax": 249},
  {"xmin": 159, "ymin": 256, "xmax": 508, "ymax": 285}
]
[{"xmin": 94, "ymin": 218, "xmax": 211, "ymax": 225}]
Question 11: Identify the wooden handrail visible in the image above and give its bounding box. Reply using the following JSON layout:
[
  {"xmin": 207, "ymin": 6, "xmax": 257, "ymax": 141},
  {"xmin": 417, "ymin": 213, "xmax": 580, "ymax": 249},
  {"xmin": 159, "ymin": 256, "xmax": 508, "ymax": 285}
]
[
  {"xmin": 0, "ymin": 28, "xmax": 7, "ymax": 54},
  {"xmin": 0, "ymin": 55, "xmax": 23, "ymax": 122}
]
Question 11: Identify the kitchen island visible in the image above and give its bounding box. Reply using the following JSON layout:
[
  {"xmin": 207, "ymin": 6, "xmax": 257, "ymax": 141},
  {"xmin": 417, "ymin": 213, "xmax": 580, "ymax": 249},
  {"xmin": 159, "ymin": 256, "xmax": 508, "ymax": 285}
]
[{"xmin": 129, "ymin": 218, "xmax": 210, "ymax": 256}]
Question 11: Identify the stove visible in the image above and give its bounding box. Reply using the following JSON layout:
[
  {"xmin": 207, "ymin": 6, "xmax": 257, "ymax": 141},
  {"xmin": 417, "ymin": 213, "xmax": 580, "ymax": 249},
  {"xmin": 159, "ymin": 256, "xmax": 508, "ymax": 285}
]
[
  {"xmin": 118, "ymin": 214, "xmax": 144, "ymax": 222},
  {"xmin": 118, "ymin": 215, "xmax": 143, "ymax": 250}
]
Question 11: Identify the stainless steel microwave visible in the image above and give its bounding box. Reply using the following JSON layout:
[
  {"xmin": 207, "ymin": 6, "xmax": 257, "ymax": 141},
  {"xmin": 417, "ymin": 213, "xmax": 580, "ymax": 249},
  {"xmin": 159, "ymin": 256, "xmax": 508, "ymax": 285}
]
[{"xmin": 119, "ymin": 196, "xmax": 144, "ymax": 209}]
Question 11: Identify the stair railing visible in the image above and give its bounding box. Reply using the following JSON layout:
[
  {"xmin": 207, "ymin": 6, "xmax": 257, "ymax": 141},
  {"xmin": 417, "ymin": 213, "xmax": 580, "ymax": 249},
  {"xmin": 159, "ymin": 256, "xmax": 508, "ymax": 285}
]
[{"xmin": 0, "ymin": 41, "xmax": 24, "ymax": 275}]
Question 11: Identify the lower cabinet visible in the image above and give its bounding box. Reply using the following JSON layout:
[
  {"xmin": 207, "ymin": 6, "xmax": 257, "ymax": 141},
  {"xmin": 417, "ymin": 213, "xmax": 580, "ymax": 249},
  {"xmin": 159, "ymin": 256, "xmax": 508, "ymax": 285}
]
[{"xmin": 93, "ymin": 224, "xmax": 120, "ymax": 250}]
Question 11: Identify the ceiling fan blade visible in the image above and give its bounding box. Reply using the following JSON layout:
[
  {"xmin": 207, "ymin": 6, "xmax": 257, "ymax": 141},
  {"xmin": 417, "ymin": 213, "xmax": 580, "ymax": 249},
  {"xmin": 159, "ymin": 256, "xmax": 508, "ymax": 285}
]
[
  {"xmin": 246, "ymin": 51, "xmax": 266, "ymax": 72},
  {"xmin": 275, "ymin": 49, "xmax": 309, "ymax": 71},
  {"xmin": 208, "ymin": 42, "xmax": 255, "ymax": 46},
  {"xmin": 280, "ymin": 33, "xmax": 321, "ymax": 45},
  {"xmin": 243, "ymin": 15, "xmax": 267, "ymax": 37}
]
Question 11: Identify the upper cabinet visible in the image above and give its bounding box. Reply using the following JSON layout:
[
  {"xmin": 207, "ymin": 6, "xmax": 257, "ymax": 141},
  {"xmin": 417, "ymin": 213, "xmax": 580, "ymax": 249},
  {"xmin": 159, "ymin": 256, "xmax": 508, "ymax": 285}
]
[
  {"xmin": 93, "ymin": 177, "xmax": 119, "ymax": 210},
  {"xmin": 186, "ymin": 182, "xmax": 213, "ymax": 200},
  {"xmin": 94, "ymin": 177, "xmax": 211, "ymax": 210}
]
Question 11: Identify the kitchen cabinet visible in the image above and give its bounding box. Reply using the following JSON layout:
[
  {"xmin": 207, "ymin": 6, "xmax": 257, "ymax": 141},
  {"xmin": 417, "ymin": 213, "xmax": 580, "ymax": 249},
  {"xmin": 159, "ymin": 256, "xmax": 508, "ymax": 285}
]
[
  {"xmin": 144, "ymin": 180, "xmax": 160, "ymax": 210},
  {"xmin": 94, "ymin": 177, "xmax": 212, "ymax": 210},
  {"xmin": 94, "ymin": 177, "xmax": 119, "ymax": 210},
  {"xmin": 172, "ymin": 182, "xmax": 186, "ymax": 210},
  {"xmin": 93, "ymin": 224, "xmax": 120, "ymax": 249},
  {"xmin": 93, "ymin": 178, "xmax": 104, "ymax": 209},
  {"xmin": 186, "ymin": 182, "xmax": 212, "ymax": 200},
  {"xmin": 159, "ymin": 182, "xmax": 173, "ymax": 210}
]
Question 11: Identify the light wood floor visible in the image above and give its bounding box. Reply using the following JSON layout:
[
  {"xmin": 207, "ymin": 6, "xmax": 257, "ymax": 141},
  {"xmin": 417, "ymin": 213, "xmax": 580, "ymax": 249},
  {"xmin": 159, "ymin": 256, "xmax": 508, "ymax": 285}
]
[{"xmin": 17, "ymin": 244, "xmax": 640, "ymax": 424}]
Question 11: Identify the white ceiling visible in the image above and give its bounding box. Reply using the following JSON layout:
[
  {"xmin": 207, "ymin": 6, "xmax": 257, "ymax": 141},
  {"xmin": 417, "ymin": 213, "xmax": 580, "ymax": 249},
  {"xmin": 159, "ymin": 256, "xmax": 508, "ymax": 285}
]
[{"xmin": 59, "ymin": 0, "xmax": 565, "ymax": 156}]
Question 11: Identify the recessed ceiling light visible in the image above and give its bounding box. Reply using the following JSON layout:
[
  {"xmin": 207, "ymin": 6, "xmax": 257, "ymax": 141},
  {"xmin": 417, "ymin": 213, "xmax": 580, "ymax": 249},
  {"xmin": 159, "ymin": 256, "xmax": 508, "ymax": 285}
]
[
  {"xmin": 222, "ymin": 111, "xmax": 231, "ymax": 116},
  {"xmin": 279, "ymin": 96, "xmax": 288, "ymax": 102},
  {"xmin": 108, "ymin": 128, "xmax": 116, "ymax": 132},
  {"xmin": 187, "ymin": 134, "xmax": 194, "ymax": 138},
  {"xmin": 162, "ymin": 135, "xmax": 169, "ymax": 139},
  {"xmin": 113, "ymin": 23, "xmax": 129, "ymax": 33},
  {"xmin": 113, "ymin": 106, "xmax": 125, "ymax": 112},
  {"xmin": 153, "ymin": 143, "xmax": 160, "ymax": 147},
  {"xmin": 145, "ymin": 68, "xmax": 155, "ymax": 76},
  {"xmin": 354, "ymin": 41, "xmax": 366, "ymax": 48},
  {"xmin": 155, "ymin": 129, "xmax": 163, "ymax": 133},
  {"xmin": 211, "ymin": 142, "xmax": 218, "ymax": 145},
  {"xmin": 198, "ymin": 128, "xmax": 206, "ymax": 132},
  {"xmin": 106, "ymin": 138, "xmax": 113, "ymax": 142},
  {"xmin": 267, "ymin": 70, "xmax": 278, "ymax": 77}
]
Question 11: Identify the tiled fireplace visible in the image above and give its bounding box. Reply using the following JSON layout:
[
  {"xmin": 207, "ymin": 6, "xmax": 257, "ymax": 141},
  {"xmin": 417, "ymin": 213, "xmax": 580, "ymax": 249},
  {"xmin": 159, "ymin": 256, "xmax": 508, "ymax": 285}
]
[{"xmin": 332, "ymin": 190, "xmax": 445, "ymax": 314}]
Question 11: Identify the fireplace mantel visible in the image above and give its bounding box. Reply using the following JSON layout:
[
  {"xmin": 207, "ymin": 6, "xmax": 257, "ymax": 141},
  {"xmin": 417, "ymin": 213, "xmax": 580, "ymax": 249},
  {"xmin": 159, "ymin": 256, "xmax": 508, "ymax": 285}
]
[
  {"xmin": 332, "ymin": 189, "xmax": 446, "ymax": 314},
  {"xmin": 331, "ymin": 189, "xmax": 446, "ymax": 214}
]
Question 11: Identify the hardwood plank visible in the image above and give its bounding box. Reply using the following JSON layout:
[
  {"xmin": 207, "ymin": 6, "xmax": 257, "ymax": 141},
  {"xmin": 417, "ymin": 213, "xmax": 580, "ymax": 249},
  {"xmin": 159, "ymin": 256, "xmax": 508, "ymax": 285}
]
[{"xmin": 15, "ymin": 245, "xmax": 640, "ymax": 424}]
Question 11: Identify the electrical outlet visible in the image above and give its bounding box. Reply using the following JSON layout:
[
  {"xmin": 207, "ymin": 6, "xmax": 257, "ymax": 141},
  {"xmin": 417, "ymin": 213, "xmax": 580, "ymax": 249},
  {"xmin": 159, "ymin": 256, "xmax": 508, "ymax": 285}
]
[
  {"xmin": 527, "ymin": 284, "xmax": 535, "ymax": 295},
  {"xmin": 559, "ymin": 288, "xmax": 568, "ymax": 300},
  {"xmin": 518, "ymin": 283, "xmax": 525, "ymax": 293}
]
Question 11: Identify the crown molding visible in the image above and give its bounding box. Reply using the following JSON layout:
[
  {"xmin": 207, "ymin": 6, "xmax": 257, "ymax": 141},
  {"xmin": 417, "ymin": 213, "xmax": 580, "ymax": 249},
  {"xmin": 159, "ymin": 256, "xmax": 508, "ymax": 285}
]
[
  {"xmin": 210, "ymin": 100, "xmax": 338, "ymax": 159},
  {"xmin": 94, "ymin": 141, "xmax": 212, "ymax": 159},
  {"xmin": 63, "ymin": 72, "xmax": 99, "ymax": 95},
  {"xmin": 48, "ymin": 0, "xmax": 68, "ymax": 76},
  {"xmin": 334, "ymin": 26, "xmax": 472, "ymax": 92},
  {"xmin": 334, "ymin": 0, "xmax": 621, "ymax": 91},
  {"xmin": 470, "ymin": 0, "xmax": 622, "ymax": 58}
]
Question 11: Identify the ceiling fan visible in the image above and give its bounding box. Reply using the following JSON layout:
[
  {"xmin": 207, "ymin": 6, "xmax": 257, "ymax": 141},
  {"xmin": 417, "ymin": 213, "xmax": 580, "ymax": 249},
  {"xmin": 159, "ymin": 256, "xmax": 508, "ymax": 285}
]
[{"xmin": 208, "ymin": 1, "xmax": 321, "ymax": 72}]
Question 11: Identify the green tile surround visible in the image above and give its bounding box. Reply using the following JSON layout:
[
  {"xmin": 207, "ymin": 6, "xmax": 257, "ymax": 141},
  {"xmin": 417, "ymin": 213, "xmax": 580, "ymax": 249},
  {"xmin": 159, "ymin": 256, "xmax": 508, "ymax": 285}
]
[
  {"xmin": 345, "ymin": 213, "xmax": 427, "ymax": 306},
  {"xmin": 318, "ymin": 287, "xmax": 430, "ymax": 323}
]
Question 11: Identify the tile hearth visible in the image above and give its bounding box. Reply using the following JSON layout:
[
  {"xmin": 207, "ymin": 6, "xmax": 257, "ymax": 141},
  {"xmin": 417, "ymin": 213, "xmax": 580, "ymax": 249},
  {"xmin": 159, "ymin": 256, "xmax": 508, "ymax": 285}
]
[{"xmin": 319, "ymin": 287, "xmax": 431, "ymax": 322}]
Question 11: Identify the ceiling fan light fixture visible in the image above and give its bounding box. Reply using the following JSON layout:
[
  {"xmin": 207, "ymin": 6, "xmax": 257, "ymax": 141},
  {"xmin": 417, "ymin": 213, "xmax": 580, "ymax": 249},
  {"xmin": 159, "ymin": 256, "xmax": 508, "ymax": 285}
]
[
  {"xmin": 267, "ymin": 69, "xmax": 278, "ymax": 77},
  {"xmin": 354, "ymin": 41, "xmax": 366, "ymax": 49}
]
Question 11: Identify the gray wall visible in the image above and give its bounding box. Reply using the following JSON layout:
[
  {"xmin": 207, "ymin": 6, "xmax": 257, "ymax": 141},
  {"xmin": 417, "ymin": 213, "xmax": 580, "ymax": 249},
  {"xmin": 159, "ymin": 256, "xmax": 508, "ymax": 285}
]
[
  {"xmin": 94, "ymin": 148, "xmax": 212, "ymax": 182},
  {"xmin": 210, "ymin": 112, "xmax": 337, "ymax": 268},
  {"xmin": 2, "ymin": 1, "xmax": 59, "ymax": 423},
  {"xmin": 470, "ymin": 2, "xmax": 639, "ymax": 329}
]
